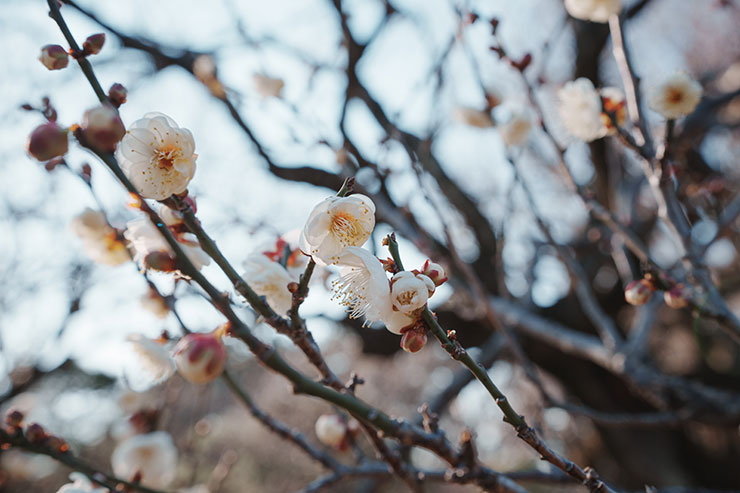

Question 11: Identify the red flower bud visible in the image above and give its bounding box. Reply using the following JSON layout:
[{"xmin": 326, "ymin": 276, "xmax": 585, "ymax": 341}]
[
  {"xmin": 27, "ymin": 122, "xmax": 68, "ymax": 161},
  {"xmin": 624, "ymin": 279, "xmax": 654, "ymax": 306},
  {"xmin": 82, "ymin": 33, "xmax": 106, "ymax": 55},
  {"xmin": 39, "ymin": 44, "xmax": 69, "ymax": 70},
  {"xmin": 108, "ymin": 83, "xmax": 128, "ymax": 107},
  {"xmin": 664, "ymin": 283, "xmax": 690, "ymax": 309},
  {"xmin": 421, "ymin": 259, "xmax": 448, "ymax": 287},
  {"xmin": 81, "ymin": 105, "xmax": 125, "ymax": 152},
  {"xmin": 400, "ymin": 327, "xmax": 428, "ymax": 353},
  {"xmin": 172, "ymin": 332, "xmax": 227, "ymax": 384},
  {"xmin": 24, "ymin": 423, "xmax": 47, "ymax": 444},
  {"xmin": 5, "ymin": 410, "xmax": 24, "ymax": 428},
  {"xmin": 144, "ymin": 251, "xmax": 178, "ymax": 272}
]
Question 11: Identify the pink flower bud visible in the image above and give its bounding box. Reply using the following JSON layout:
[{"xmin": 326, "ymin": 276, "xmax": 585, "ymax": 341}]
[
  {"xmin": 172, "ymin": 332, "xmax": 227, "ymax": 384},
  {"xmin": 144, "ymin": 251, "xmax": 178, "ymax": 272},
  {"xmin": 24, "ymin": 423, "xmax": 47, "ymax": 444},
  {"xmin": 39, "ymin": 44, "xmax": 69, "ymax": 70},
  {"xmin": 421, "ymin": 259, "xmax": 448, "ymax": 287},
  {"xmin": 108, "ymin": 83, "xmax": 128, "ymax": 107},
  {"xmin": 27, "ymin": 122, "xmax": 68, "ymax": 161},
  {"xmin": 664, "ymin": 283, "xmax": 690, "ymax": 309},
  {"xmin": 82, "ymin": 105, "xmax": 126, "ymax": 152},
  {"xmin": 82, "ymin": 33, "xmax": 106, "ymax": 55},
  {"xmin": 624, "ymin": 279, "xmax": 654, "ymax": 306},
  {"xmin": 314, "ymin": 414, "xmax": 347, "ymax": 448},
  {"xmin": 400, "ymin": 327, "xmax": 428, "ymax": 353}
]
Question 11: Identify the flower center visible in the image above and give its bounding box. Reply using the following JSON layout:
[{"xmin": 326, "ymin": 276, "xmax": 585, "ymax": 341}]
[
  {"xmin": 397, "ymin": 291, "xmax": 415, "ymax": 305},
  {"xmin": 330, "ymin": 212, "xmax": 361, "ymax": 245},
  {"xmin": 667, "ymin": 87, "xmax": 685, "ymax": 104},
  {"xmin": 154, "ymin": 144, "xmax": 181, "ymax": 170}
]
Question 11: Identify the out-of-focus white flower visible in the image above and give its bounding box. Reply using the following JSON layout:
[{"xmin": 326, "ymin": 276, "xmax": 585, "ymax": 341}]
[
  {"xmin": 70, "ymin": 208, "xmax": 129, "ymax": 266},
  {"xmin": 124, "ymin": 217, "xmax": 210, "ymax": 271},
  {"xmin": 648, "ymin": 72, "xmax": 703, "ymax": 119},
  {"xmin": 564, "ymin": 0, "xmax": 621, "ymax": 23},
  {"xmin": 127, "ymin": 334, "xmax": 176, "ymax": 384},
  {"xmin": 178, "ymin": 486, "xmax": 210, "ymax": 493},
  {"xmin": 117, "ymin": 113, "xmax": 196, "ymax": 200},
  {"xmin": 314, "ymin": 414, "xmax": 347, "ymax": 448},
  {"xmin": 253, "ymin": 74, "xmax": 284, "ymax": 99},
  {"xmin": 558, "ymin": 78, "xmax": 604, "ymax": 141},
  {"xmin": 3, "ymin": 450, "xmax": 57, "ymax": 481},
  {"xmin": 159, "ymin": 206, "xmax": 184, "ymax": 227},
  {"xmin": 56, "ymin": 472, "xmax": 108, "ymax": 493},
  {"xmin": 111, "ymin": 432, "xmax": 177, "ymax": 489},
  {"xmin": 301, "ymin": 195, "xmax": 375, "ymax": 265},
  {"xmin": 172, "ymin": 332, "xmax": 227, "ymax": 384},
  {"xmin": 453, "ymin": 106, "xmax": 494, "ymax": 128},
  {"xmin": 558, "ymin": 78, "xmax": 625, "ymax": 142},
  {"xmin": 500, "ymin": 112, "xmax": 532, "ymax": 147},
  {"xmin": 242, "ymin": 254, "xmax": 296, "ymax": 315},
  {"xmin": 390, "ymin": 271, "xmax": 433, "ymax": 315},
  {"xmin": 117, "ymin": 390, "xmax": 156, "ymax": 415},
  {"xmin": 141, "ymin": 288, "xmax": 170, "ymax": 319},
  {"xmin": 332, "ymin": 247, "xmax": 390, "ymax": 322}
]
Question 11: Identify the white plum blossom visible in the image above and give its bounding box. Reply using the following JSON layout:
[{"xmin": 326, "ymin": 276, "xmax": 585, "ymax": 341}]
[
  {"xmin": 124, "ymin": 217, "xmax": 210, "ymax": 271},
  {"xmin": 648, "ymin": 72, "xmax": 703, "ymax": 119},
  {"xmin": 117, "ymin": 113, "xmax": 196, "ymax": 200},
  {"xmin": 331, "ymin": 247, "xmax": 415, "ymax": 334},
  {"xmin": 390, "ymin": 271, "xmax": 434, "ymax": 315},
  {"xmin": 141, "ymin": 289, "xmax": 170, "ymax": 319},
  {"xmin": 127, "ymin": 334, "xmax": 176, "ymax": 384},
  {"xmin": 301, "ymin": 194, "xmax": 375, "ymax": 265},
  {"xmin": 111, "ymin": 432, "xmax": 177, "ymax": 489},
  {"xmin": 564, "ymin": 0, "xmax": 621, "ymax": 23},
  {"xmin": 242, "ymin": 254, "xmax": 297, "ymax": 315},
  {"xmin": 558, "ymin": 79, "xmax": 625, "ymax": 142},
  {"xmin": 332, "ymin": 247, "xmax": 390, "ymax": 323},
  {"xmin": 70, "ymin": 208, "xmax": 129, "ymax": 266},
  {"xmin": 253, "ymin": 74, "xmax": 285, "ymax": 99},
  {"xmin": 56, "ymin": 472, "xmax": 108, "ymax": 493},
  {"xmin": 500, "ymin": 112, "xmax": 532, "ymax": 147},
  {"xmin": 453, "ymin": 106, "xmax": 494, "ymax": 128}
]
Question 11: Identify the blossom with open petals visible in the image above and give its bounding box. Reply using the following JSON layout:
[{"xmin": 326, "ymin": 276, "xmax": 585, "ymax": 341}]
[
  {"xmin": 56, "ymin": 472, "xmax": 108, "ymax": 493},
  {"xmin": 111, "ymin": 432, "xmax": 177, "ymax": 489},
  {"xmin": 70, "ymin": 208, "xmax": 129, "ymax": 266},
  {"xmin": 390, "ymin": 271, "xmax": 434, "ymax": 315},
  {"xmin": 127, "ymin": 334, "xmax": 176, "ymax": 384},
  {"xmin": 117, "ymin": 113, "xmax": 196, "ymax": 200},
  {"xmin": 332, "ymin": 247, "xmax": 415, "ymax": 334},
  {"xmin": 648, "ymin": 72, "xmax": 703, "ymax": 119},
  {"xmin": 124, "ymin": 217, "xmax": 210, "ymax": 271},
  {"xmin": 564, "ymin": 0, "xmax": 621, "ymax": 23},
  {"xmin": 301, "ymin": 195, "xmax": 375, "ymax": 265},
  {"xmin": 242, "ymin": 254, "xmax": 297, "ymax": 315}
]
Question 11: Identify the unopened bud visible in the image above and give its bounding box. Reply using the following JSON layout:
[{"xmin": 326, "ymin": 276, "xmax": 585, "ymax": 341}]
[
  {"xmin": 172, "ymin": 332, "xmax": 227, "ymax": 384},
  {"xmin": 108, "ymin": 83, "xmax": 127, "ymax": 107},
  {"xmin": 82, "ymin": 33, "xmax": 106, "ymax": 55},
  {"xmin": 421, "ymin": 259, "xmax": 448, "ymax": 287},
  {"xmin": 144, "ymin": 251, "xmax": 178, "ymax": 272},
  {"xmin": 314, "ymin": 414, "xmax": 347, "ymax": 448},
  {"xmin": 39, "ymin": 44, "xmax": 69, "ymax": 70},
  {"xmin": 400, "ymin": 328, "xmax": 428, "ymax": 353},
  {"xmin": 27, "ymin": 122, "xmax": 68, "ymax": 161},
  {"xmin": 5, "ymin": 410, "xmax": 24, "ymax": 428},
  {"xmin": 624, "ymin": 279, "xmax": 654, "ymax": 306},
  {"xmin": 81, "ymin": 105, "xmax": 125, "ymax": 152},
  {"xmin": 664, "ymin": 283, "xmax": 690, "ymax": 309},
  {"xmin": 24, "ymin": 423, "xmax": 47, "ymax": 444},
  {"xmin": 45, "ymin": 435, "xmax": 69, "ymax": 453}
]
